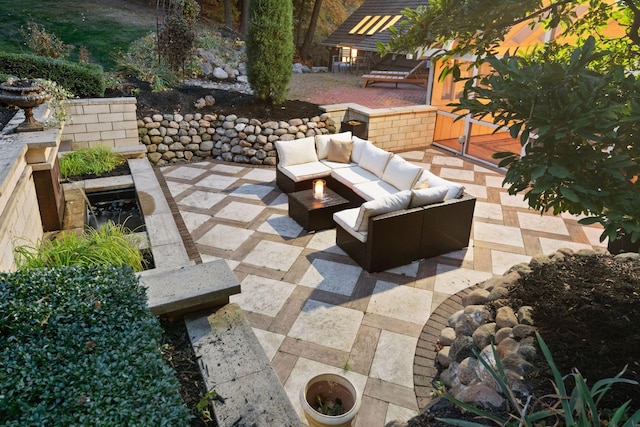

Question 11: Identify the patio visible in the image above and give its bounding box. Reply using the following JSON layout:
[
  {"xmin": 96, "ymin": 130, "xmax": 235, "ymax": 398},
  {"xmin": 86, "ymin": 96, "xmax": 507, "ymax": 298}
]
[{"xmin": 157, "ymin": 146, "xmax": 606, "ymax": 426}]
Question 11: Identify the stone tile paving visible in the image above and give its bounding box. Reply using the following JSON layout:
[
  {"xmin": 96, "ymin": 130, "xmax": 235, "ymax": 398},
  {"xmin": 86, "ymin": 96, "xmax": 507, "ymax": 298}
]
[{"xmin": 159, "ymin": 148, "xmax": 607, "ymax": 426}]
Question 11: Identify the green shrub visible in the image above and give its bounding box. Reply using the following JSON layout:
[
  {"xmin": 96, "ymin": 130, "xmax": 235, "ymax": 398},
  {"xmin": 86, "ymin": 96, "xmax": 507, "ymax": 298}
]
[
  {"xmin": 59, "ymin": 145, "xmax": 127, "ymax": 178},
  {"xmin": 14, "ymin": 221, "xmax": 145, "ymax": 272},
  {"xmin": 20, "ymin": 21, "xmax": 72, "ymax": 59},
  {"xmin": 246, "ymin": 0, "xmax": 294, "ymax": 103},
  {"xmin": 158, "ymin": 14, "xmax": 195, "ymax": 72},
  {"xmin": 0, "ymin": 266, "xmax": 191, "ymax": 426},
  {"xmin": 0, "ymin": 52, "xmax": 105, "ymax": 97},
  {"xmin": 113, "ymin": 33, "xmax": 178, "ymax": 91}
]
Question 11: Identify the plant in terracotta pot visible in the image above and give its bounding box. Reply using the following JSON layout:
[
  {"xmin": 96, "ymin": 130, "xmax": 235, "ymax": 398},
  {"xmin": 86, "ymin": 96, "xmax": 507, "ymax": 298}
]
[{"xmin": 300, "ymin": 373, "xmax": 361, "ymax": 427}]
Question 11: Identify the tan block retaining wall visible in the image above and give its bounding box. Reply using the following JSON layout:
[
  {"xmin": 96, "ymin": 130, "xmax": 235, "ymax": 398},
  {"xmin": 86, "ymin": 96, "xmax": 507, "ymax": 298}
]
[
  {"xmin": 62, "ymin": 97, "xmax": 140, "ymax": 150},
  {"xmin": 322, "ymin": 103, "xmax": 438, "ymax": 152},
  {"xmin": 0, "ymin": 146, "xmax": 44, "ymax": 272}
]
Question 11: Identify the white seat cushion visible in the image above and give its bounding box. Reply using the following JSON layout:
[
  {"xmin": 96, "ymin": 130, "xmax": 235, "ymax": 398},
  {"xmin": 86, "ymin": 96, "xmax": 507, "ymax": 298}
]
[
  {"xmin": 352, "ymin": 180, "xmax": 399, "ymax": 201},
  {"xmin": 415, "ymin": 170, "xmax": 465, "ymax": 200},
  {"xmin": 333, "ymin": 208, "xmax": 368, "ymax": 243},
  {"xmin": 320, "ymin": 159, "xmax": 355, "ymax": 170},
  {"xmin": 409, "ymin": 185, "xmax": 448, "ymax": 208},
  {"xmin": 275, "ymin": 137, "xmax": 318, "ymax": 166},
  {"xmin": 331, "ymin": 165, "xmax": 379, "ymax": 187},
  {"xmin": 354, "ymin": 190, "xmax": 412, "ymax": 232},
  {"xmin": 278, "ymin": 162, "xmax": 331, "ymax": 182},
  {"xmin": 358, "ymin": 143, "xmax": 392, "ymax": 178},
  {"xmin": 382, "ymin": 155, "xmax": 423, "ymax": 191},
  {"xmin": 351, "ymin": 136, "xmax": 371, "ymax": 163},
  {"xmin": 315, "ymin": 131, "xmax": 352, "ymax": 160}
]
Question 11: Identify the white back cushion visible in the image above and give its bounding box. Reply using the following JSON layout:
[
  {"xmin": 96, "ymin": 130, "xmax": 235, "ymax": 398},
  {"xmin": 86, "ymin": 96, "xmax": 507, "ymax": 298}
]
[
  {"xmin": 275, "ymin": 137, "xmax": 318, "ymax": 166},
  {"xmin": 316, "ymin": 131, "xmax": 352, "ymax": 160},
  {"xmin": 351, "ymin": 136, "xmax": 371, "ymax": 163},
  {"xmin": 409, "ymin": 185, "xmax": 448, "ymax": 208},
  {"xmin": 358, "ymin": 143, "xmax": 392, "ymax": 178},
  {"xmin": 354, "ymin": 190, "xmax": 411, "ymax": 232},
  {"xmin": 416, "ymin": 170, "xmax": 465, "ymax": 200},
  {"xmin": 382, "ymin": 155, "xmax": 423, "ymax": 190}
]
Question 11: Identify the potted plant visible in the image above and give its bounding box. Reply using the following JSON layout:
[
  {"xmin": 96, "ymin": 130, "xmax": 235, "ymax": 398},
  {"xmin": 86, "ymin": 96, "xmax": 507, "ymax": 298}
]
[
  {"xmin": 0, "ymin": 77, "xmax": 72, "ymax": 132},
  {"xmin": 299, "ymin": 373, "xmax": 361, "ymax": 427}
]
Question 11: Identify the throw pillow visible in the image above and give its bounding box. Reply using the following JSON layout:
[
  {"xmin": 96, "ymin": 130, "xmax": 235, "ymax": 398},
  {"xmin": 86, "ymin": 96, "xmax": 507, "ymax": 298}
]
[
  {"xmin": 327, "ymin": 138, "xmax": 354, "ymax": 163},
  {"xmin": 316, "ymin": 131, "xmax": 352, "ymax": 160},
  {"xmin": 354, "ymin": 190, "xmax": 412, "ymax": 232},
  {"xmin": 358, "ymin": 143, "xmax": 392, "ymax": 178},
  {"xmin": 413, "ymin": 177, "xmax": 430, "ymax": 189},
  {"xmin": 381, "ymin": 155, "xmax": 423, "ymax": 190},
  {"xmin": 275, "ymin": 137, "xmax": 318, "ymax": 167},
  {"xmin": 409, "ymin": 186, "xmax": 448, "ymax": 208},
  {"xmin": 351, "ymin": 136, "xmax": 371, "ymax": 163}
]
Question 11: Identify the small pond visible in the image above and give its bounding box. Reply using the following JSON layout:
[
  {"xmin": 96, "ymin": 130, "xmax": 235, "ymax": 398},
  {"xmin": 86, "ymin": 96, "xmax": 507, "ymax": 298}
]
[{"xmin": 86, "ymin": 188, "xmax": 146, "ymax": 232}]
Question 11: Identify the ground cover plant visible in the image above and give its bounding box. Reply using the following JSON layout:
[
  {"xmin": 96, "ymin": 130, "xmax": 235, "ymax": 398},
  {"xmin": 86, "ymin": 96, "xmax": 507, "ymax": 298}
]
[
  {"xmin": 59, "ymin": 145, "xmax": 127, "ymax": 179},
  {"xmin": 14, "ymin": 222, "xmax": 145, "ymax": 272},
  {"xmin": 0, "ymin": 0, "xmax": 154, "ymax": 70},
  {"xmin": 0, "ymin": 266, "xmax": 191, "ymax": 426}
]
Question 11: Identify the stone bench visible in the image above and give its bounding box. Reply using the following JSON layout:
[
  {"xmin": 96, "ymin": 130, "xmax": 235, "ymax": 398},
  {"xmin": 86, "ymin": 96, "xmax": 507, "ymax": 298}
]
[
  {"xmin": 185, "ymin": 303, "xmax": 302, "ymax": 426},
  {"xmin": 140, "ymin": 260, "xmax": 240, "ymax": 318}
]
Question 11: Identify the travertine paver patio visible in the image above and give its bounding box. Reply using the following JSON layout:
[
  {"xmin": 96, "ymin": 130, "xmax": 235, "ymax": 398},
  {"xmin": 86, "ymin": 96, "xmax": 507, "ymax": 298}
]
[{"xmin": 159, "ymin": 147, "xmax": 606, "ymax": 426}]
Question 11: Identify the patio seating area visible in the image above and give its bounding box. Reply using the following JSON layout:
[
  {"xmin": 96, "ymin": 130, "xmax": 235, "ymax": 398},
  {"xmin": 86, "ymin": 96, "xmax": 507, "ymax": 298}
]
[{"xmin": 158, "ymin": 146, "xmax": 606, "ymax": 426}]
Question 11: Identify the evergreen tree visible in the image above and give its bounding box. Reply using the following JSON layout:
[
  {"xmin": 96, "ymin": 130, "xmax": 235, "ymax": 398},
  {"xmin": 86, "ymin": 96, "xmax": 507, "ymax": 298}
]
[{"xmin": 246, "ymin": 0, "xmax": 293, "ymax": 103}]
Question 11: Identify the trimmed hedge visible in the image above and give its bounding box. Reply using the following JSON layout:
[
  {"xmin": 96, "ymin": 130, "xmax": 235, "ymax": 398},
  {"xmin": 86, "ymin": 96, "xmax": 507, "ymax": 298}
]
[
  {"xmin": 0, "ymin": 266, "xmax": 191, "ymax": 426},
  {"xmin": 0, "ymin": 52, "xmax": 105, "ymax": 97}
]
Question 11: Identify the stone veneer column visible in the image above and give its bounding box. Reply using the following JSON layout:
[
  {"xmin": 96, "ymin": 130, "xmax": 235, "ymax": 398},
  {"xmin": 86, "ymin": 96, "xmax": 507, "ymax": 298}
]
[{"xmin": 321, "ymin": 103, "xmax": 438, "ymax": 152}]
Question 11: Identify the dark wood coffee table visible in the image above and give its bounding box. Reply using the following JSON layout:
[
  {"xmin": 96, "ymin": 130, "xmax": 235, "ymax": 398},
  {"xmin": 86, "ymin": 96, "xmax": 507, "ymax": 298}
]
[{"xmin": 288, "ymin": 187, "xmax": 349, "ymax": 231}]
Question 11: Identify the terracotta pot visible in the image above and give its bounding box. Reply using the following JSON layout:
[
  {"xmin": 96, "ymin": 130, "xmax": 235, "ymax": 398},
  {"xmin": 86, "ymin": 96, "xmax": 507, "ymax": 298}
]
[{"xmin": 300, "ymin": 373, "xmax": 361, "ymax": 427}]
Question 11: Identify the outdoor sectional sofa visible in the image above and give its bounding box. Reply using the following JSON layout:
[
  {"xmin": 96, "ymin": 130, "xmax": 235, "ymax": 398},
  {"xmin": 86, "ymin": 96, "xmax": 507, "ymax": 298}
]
[{"xmin": 275, "ymin": 132, "xmax": 476, "ymax": 272}]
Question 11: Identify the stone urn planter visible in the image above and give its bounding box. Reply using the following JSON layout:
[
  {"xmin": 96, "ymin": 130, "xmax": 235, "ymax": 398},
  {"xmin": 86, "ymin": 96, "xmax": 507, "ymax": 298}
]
[
  {"xmin": 0, "ymin": 79, "xmax": 50, "ymax": 132},
  {"xmin": 300, "ymin": 373, "xmax": 361, "ymax": 427}
]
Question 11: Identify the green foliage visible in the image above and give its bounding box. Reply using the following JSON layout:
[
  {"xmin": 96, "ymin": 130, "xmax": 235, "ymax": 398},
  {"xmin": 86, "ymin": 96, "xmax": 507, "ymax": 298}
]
[
  {"xmin": 455, "ymin": 38, "xmax": 640, "ymax": 245},
  {"xmin": 113, "ymin": 33, "xmax": 179, "ymax": 91},
  {"xmin": 158, "ymin": 15, "xmax": 195, "ymax": 72},
  {"xmin": 0, "ymin": 51, "xmax": 104, "ymax": 97},
  {"xmin": 59, "ymin": 146, "xmax": 127, "ymax": 179},
  {"xmin": 246, "ymin": 0, "xmax": 294, "ymax": 103},
  {"xmin": 0, "ymin": 266, "xmax": 191, "ymax": 426},
  {"xmin": 384, "ymin": 1, "xmax": 640, "ymax": 246},
  {"xmin": 20, "ymin": 21, "xmax": 72, "ymax": 60},
  {"xmin": 437, "ymin": 333, "xmax": 640, "ymax": 427},
  {"xmin": 14, "ymin": 222, "xmax": 145, "ymax": 272}
]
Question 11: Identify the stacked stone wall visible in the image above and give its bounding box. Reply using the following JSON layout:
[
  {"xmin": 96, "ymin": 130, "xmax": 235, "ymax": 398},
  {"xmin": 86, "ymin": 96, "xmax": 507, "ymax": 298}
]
[{"xmin": 138, "ymin": 113, "xmax": 336, "ymax": 166}]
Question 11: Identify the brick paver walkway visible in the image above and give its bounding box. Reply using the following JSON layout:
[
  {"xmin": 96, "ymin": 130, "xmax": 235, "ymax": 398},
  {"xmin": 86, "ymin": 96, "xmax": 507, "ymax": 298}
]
[{"xmin": 288, "ymin": 73, "xmax": 426, "ymax": 108}]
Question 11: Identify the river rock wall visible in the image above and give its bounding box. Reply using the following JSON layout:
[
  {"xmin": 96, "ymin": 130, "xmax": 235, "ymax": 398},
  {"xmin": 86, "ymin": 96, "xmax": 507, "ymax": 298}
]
[{"xmin": 137, "ymin": 112, "xmax": 336, "ymax": 166}]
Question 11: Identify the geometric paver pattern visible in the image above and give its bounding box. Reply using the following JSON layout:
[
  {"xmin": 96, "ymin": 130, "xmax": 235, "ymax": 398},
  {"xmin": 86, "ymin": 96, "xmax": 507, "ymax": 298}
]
[{"xmin": 160, "ymin": 147, "xmax": 606, "ymax": 426}]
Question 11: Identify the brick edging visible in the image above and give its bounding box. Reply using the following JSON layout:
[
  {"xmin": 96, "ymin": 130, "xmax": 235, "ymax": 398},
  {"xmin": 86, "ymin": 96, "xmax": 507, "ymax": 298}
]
[{"xmin": 413, "ymin": 286, "xmax": 478, "ymax": 409}]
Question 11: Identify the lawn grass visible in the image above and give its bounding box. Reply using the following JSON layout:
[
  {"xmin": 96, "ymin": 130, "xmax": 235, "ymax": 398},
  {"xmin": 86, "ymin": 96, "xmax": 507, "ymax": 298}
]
[{"xmin": 0, "ymin": 0, "xmax": 155, "ymax": 70}]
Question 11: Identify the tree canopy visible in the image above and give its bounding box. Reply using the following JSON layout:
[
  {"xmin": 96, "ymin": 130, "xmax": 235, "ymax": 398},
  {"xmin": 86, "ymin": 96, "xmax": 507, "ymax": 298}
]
[{"xmin": 385, "ymin": 0, "xmax": 640, "ymax": 247}]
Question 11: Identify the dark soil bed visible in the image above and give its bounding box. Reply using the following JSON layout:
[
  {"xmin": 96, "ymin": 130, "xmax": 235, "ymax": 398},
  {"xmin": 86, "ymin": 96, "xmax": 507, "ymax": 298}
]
[
  {"xmin": 411, "ymin": 253, "xmax": 640, "ymax": 427},
  {"xmin": 106, "ymin": 77, "xmax": 325, "ymax": 122}
]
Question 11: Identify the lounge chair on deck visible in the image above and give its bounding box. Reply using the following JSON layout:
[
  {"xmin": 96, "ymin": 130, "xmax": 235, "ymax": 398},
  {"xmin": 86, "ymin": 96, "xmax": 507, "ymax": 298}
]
[{"xmin": 361, "ymin": 60, "xmax": 429, "ymax": 89}]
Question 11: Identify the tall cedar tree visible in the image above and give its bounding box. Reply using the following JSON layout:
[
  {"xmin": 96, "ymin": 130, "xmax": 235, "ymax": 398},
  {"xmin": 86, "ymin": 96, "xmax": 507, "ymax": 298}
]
[{"xmin": 246, "ymin": 0, "xmax": 293, "ymax": 103}]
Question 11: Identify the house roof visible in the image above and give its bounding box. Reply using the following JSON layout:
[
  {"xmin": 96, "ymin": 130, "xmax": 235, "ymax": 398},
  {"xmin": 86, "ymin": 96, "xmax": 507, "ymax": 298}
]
[{"xmin": 322, "ymin": 0, "xmax": 425, "ymax": 52}]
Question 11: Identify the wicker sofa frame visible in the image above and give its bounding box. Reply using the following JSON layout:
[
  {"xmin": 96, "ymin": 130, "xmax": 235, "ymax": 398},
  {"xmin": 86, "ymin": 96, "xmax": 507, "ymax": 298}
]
[{"xmin": 276, "ymin": 167, "xmax": 476, "ymax": 273}]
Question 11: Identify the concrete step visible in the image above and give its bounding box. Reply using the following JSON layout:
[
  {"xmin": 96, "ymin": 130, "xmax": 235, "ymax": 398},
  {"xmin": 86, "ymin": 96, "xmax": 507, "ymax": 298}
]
[
  {"xmin": 185, "ymin": 304, "xmax": 302, "ymax": 427},
  {"xmin": 139, "ymin": 260, "xmax": 240, "ymax": 318}
]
